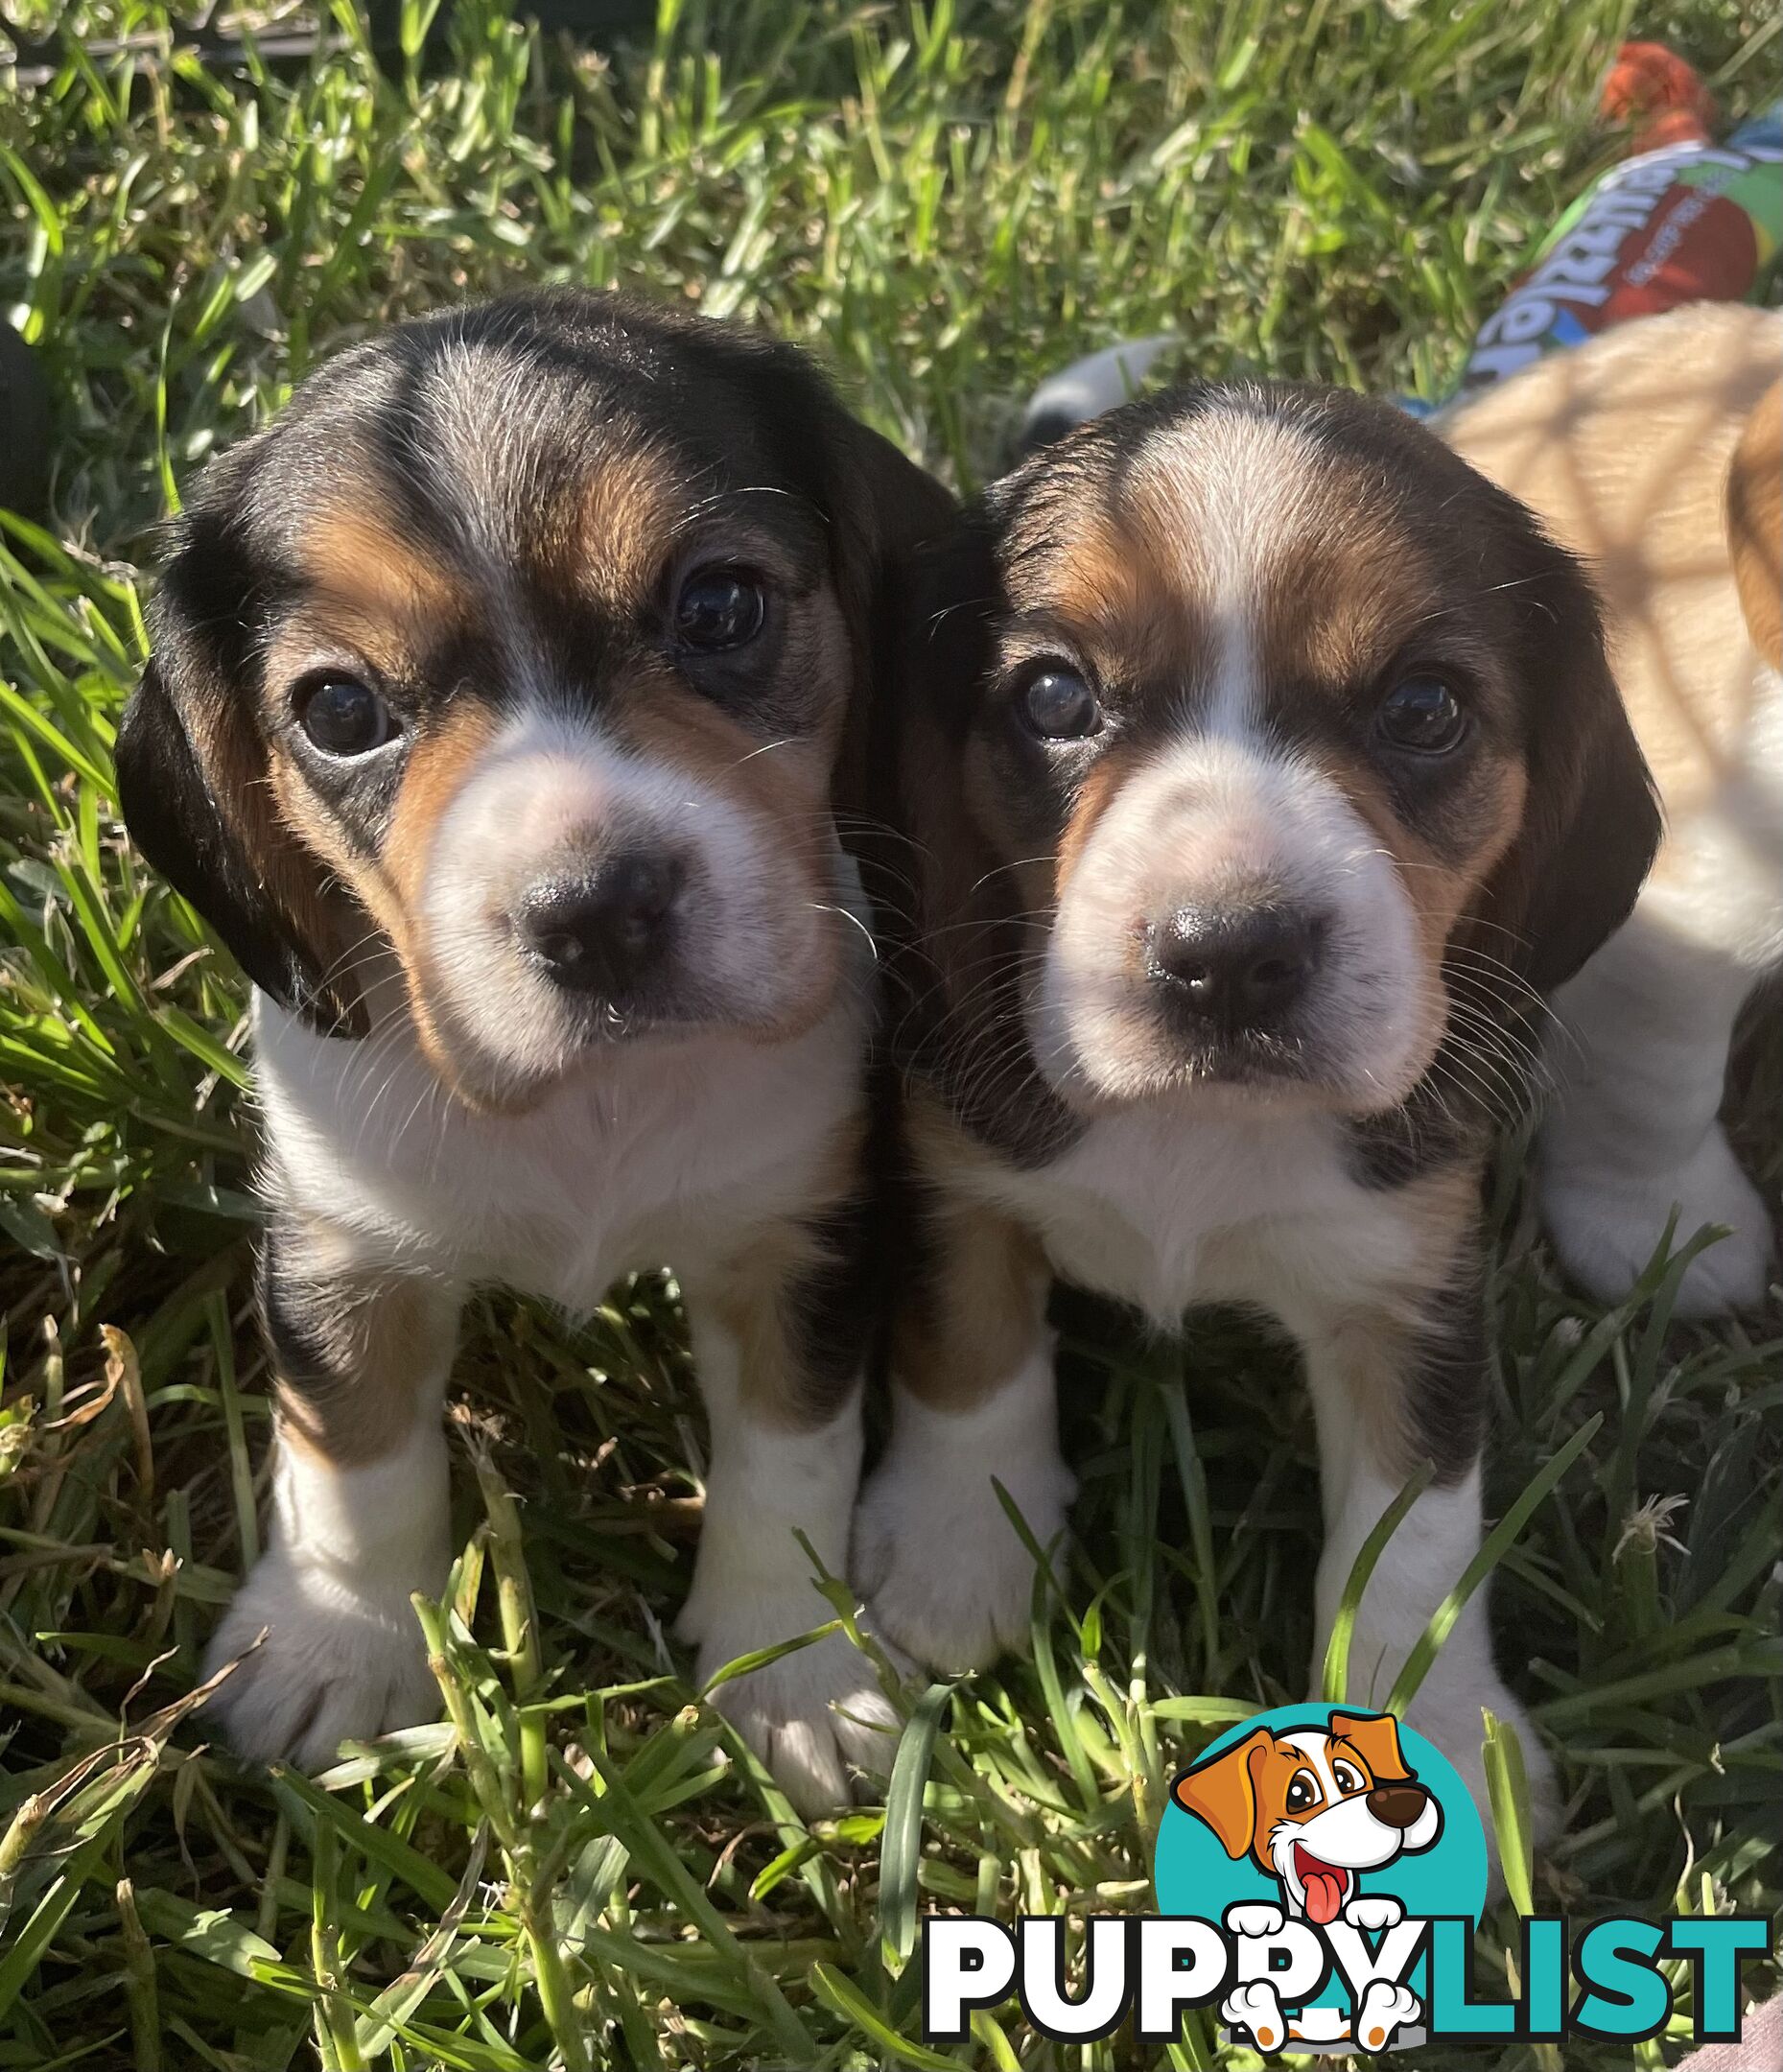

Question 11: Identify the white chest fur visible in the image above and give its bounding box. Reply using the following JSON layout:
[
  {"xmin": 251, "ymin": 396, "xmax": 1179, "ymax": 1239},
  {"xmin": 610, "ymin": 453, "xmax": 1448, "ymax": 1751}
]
[
  {"xmin": 252, "ymin": 987, "xmax": 869, "ymax": 1308},
  {"xmin": 963, "ymin": 1106, "xmax": 1424, "ymax": 1330}
]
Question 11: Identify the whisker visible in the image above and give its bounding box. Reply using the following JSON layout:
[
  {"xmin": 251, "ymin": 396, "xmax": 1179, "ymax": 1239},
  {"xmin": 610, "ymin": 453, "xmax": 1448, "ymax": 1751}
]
[{"xmin": 809, "ymin": 902, "xmax": 880, "ymax": 963}]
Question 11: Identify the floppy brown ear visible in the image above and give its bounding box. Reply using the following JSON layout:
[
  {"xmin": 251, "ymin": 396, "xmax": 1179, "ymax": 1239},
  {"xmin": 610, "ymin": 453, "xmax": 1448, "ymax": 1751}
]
[
  {"xmin": 833, "ymin": 417, "xmax": 957, "ymax": 584},
  {"xmin": 1328, "ymin": 1710, "xmax": 1415, "ymax": 1785},
  {"xmin": 824, "ymin": 412, "xmax": 957, "ymax": 813},
  {"xmin": 115, "ymin": 489, "xmax": 366, "ymax": 1037},
  {"xmin": 1727, "ymin": 377, "xmax": 1782, "ymax": 670},
  {"xmin": 1171, "ymin": 1729, "xmax": 1272, "ymax": 1860},
  {"xmin": 1464, "ymin": 510, "xmax": 1660, "ymax": 999},
  {"xmin": 866, "ymin": 506, "xmax": 1074, "ymax": 1157},
  {"xmin": 876, "ymin": 506, "xmax": 1001, "ymax": 924}
]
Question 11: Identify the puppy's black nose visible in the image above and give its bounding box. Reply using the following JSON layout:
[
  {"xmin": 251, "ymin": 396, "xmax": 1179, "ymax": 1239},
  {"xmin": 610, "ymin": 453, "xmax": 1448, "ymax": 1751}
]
[
  {"xmin": 1147, "ymin": 905, "xmax": 1324, "ymax": 1031},
  {"xmin": 519, "ymin": 853, "xmax": 683, "ymax": 994},
  {"xmin": 1366, "ymin": 1784, "xmax": 1429, "ymax": 1831}
]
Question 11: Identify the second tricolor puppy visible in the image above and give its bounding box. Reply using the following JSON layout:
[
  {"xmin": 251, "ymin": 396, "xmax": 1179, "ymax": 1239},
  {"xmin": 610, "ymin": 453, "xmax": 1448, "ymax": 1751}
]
[
  {"xmin": 117, "ymin": 291, "xmax": 947, "ymax": 1811},
  {"xmin": 862, "ymin": 383, "xmax": 1659, "ymax": 1823}
]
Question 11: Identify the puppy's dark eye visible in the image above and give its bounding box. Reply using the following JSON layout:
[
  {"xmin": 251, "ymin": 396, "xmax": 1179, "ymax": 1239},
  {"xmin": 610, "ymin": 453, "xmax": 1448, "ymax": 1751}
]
[
  {"xmin": 297, "ymin": 675, "xmax": 395, "ymax": 758},
  {"xmin": 1376, "ymin": 673, "xmax": 1466, "ymax": 753},
  {"xmin": 675, "ymin": 569, "xmax": 766, "ymax": 653},
  {"xmin": 1332, "ymin": 1761, "xmax": 1365, "ymax": 1796},
  {"xmin": 1020, "ymin": 666, "xmax": 1101, "ymax": 741},
  {"xmin": 1285, "ymin": 1770, "xmax": 1321, "ymax": 1814}
]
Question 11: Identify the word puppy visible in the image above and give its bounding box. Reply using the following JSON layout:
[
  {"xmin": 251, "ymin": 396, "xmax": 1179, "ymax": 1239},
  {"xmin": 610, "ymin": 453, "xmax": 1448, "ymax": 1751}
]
[
  {"xmin": 863, "ymin": 382, "xmax": 1658, "ymax": 1825},
  {"xmin": 118, "ymin": 291, "xmax": 945, "ymax": 1811}
]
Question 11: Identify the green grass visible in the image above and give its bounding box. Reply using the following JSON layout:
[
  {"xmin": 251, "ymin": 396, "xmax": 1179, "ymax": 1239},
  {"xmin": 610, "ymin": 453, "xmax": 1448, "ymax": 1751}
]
[{"xmin": 2, "ymin": 2, "xmax": 1779, "ymax": 2066}]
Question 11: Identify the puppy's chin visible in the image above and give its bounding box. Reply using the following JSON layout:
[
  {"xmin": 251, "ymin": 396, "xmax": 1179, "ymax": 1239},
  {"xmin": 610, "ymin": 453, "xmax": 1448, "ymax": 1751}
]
[
  {"xmin": 404, "ymin": 917, "xmax": 842, "ymax": 1115},
  {"xmin": 1025, "ymin": 964, "xmax": 1440, "ymax": 1121}
]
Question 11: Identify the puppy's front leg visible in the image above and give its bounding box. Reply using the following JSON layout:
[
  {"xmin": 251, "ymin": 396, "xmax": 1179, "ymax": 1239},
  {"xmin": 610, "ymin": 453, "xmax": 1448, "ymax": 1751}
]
[
  {"xmin": 854, "ymin": 1193, "xmax": 1074, "ymax": 1672},
  {"xmin": 675, "ymin": 1211, "xmax": 901, "ymax": 1815},
  {"xmin": 1541, "ymin": 914, "xmax": 1771, "ymax": 1315},
  {"xmin": 203, "ymin": 1213, "xmax": 457, "ymax": 1768},
  {"xmin": 1285, "ymin": 1193, "xmax": 1556, "ymax": 1841}
]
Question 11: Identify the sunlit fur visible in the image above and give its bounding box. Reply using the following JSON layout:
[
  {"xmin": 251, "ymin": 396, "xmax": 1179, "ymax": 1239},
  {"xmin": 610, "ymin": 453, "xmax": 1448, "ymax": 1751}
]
[{"xmin": 1444, "ymin": 303, "xmax": 1783, "ymax": 1315}]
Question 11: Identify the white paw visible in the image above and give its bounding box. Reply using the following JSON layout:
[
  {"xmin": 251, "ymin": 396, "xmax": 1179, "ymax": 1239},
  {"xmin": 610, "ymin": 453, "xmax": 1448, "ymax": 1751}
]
[
  {"xmin": 696, "ymin": 1625, "xmax": 906, "ymax": 1818},
  {"xmin": 201, "ymin": 1549, "xmax": 439, "ymax": 1769},
  {"xmin": 1404, "ymin": 1674, "xmax": 1559, "ymax": 1894},
  {"xmin": 1542, "ymin": 1124, "xmax": 1773, "ymax": 1317},
  {"xmin": 1353, "ymin": 1980, "xmax": 1420, "ymax": 2052},
  {"xmin": 1222, "ymin": 1980, "xmax": 1286, "ymax": 2054},
  {"xmin": 852, "ymin": 1424, "xmax": 1074, "ymax": 1671},
  {"xmin": 1224, "ymin": 1901, "xmax": 1286, "ymax": 1940},
  {"xmin": 706, "ymin": 1633, "xmax": 905, "ymax": 1818},
  {"xmin": 1343, "ymin": 1894, "xmax": 1403, "ymax": 1932},
  {"xmin": 679, "ymin": 1569, "xmax": 910, "ymax": 1819}
]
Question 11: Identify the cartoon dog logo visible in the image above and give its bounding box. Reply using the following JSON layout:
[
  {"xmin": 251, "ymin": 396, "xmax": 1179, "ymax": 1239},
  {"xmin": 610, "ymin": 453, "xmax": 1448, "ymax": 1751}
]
[{"xmin": 1170, "ymin": 1709, "xmax": 1443, "ymax": 2052}]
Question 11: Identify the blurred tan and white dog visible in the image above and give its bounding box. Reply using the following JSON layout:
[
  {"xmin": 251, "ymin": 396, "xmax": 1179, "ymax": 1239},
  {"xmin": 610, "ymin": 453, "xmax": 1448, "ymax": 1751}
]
[{"xmin": 1444, "ymin": 304, "xmax": 1781, "ymax": 1314}]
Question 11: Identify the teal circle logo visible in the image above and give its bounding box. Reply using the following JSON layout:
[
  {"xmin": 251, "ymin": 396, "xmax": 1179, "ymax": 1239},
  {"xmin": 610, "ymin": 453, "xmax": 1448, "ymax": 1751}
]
[{"xmin": 1154, "ymin": 1704, "xmax": 1487, "ymax": 2052}]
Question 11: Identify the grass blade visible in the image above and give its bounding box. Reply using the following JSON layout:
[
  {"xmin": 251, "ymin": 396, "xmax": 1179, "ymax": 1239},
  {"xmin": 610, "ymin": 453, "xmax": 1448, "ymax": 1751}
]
[
  {"xmin": 878, "ymin": 1680, "xmax": 953, "ymax": 1966},
  {"xmin": 1387, "ymin": 1413, "xmax": 1604, "ymax": 1713},
  {"xmin": 1322, "ymin": 1463, "xmax": 1436, "ymax": 1705}
]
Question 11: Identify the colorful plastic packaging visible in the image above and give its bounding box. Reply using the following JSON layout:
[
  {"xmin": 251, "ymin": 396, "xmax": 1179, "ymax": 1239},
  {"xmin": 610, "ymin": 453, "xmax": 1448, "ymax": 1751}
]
[{"xmin": 1459, "ymin": 102, "xmax": 1782, "ymax": 391}]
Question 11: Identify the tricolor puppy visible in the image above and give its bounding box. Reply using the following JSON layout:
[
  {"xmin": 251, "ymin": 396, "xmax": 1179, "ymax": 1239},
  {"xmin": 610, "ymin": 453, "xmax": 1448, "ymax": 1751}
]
[
  {"xmin": 1445, "ymin": 304, "xmax": 1782, "ymax": 1316},
  {"xmin": 116, "ymin": 291, "xmax": 948, "ymax": 1811},
  {"xmin": 1172, "ymin": 1711, "xmax": 1441, "ymax": 1925},
  {"xmin": 861, "ymin": 382, "xmax": 1659, "ymax": 1825}
]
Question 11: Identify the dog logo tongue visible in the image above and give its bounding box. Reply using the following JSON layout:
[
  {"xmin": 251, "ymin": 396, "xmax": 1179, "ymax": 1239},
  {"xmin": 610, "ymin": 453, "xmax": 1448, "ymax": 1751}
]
[{"xmin": 1295, "ymin": 1845, "xmax": 1348, "ymax": 1925}]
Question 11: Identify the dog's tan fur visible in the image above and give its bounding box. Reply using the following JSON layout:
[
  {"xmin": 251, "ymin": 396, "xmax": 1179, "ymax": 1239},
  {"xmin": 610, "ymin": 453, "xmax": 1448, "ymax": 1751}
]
[
  {"xmin": 1445, "ymin": 301, "xmax": 1779, "ymax": 827},
  {"xmin": 1445, "ymin": 303, "xmax": 1783, "ymax": 1315},
  {"xmin": 890, "ymin": 1091, "xmax": 1053, "ymax": 1415},
  {"xmin": 267, "ymin": 1213, "xmax": 459, "ymax": 1469}
]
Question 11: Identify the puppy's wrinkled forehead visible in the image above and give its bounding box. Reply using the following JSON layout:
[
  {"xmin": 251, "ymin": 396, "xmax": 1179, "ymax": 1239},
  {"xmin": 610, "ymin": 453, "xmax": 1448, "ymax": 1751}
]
[
  {"xmin": 246, "ymin": 315, "xmax": 829, "ymax": 673},
  {"xmin": 997, "ymin": 394, "xmax": 1483, "ymax": 704},
  {"xmin": 362, "ymin": 338, "xmax": 685, "ymax": 599}
]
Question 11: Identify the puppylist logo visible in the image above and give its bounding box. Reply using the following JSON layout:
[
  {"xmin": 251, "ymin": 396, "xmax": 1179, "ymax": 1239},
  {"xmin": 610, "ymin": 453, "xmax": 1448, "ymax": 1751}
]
[
  {"xmin": 922, "ymin": 1703, "xmax": 1771, "ymax": 2055},
  {"xmin": 1161, "ymin": 1705, "xmax": 1459, "ymax": 2052}
]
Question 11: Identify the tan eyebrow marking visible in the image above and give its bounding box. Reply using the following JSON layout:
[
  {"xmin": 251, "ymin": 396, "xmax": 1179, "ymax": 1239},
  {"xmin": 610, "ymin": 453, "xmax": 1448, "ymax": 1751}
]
[
  {"xmin": 572, "ymin": 443, "xmax": 682, "ymax": 608},
  {"xmin": 301, "ymin": 509, "xmax": 459, "ymax": 630}
]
